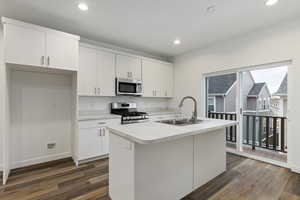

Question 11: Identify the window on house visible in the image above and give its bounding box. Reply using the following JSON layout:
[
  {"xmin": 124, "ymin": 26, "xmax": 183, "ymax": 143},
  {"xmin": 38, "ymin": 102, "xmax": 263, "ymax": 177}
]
[
  {"xmin": 263, "ymin": 98, "xmax": 266, "ymax": 110},
  {"xmin": 207, "ymin": 97, "xmax": 215, "ymax": 112}
]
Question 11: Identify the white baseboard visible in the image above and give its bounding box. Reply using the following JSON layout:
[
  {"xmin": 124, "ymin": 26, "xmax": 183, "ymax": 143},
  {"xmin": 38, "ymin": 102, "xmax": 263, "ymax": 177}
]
[
  {"xmin": 11, "ymin": 152, "xmax": 72, "ymax": 169},
  {"xmin": 78, "ymin": 154, "xmax": 109, "ymax": 165},
  {"xmin": 290, "ymin": 165, "xmax": 300, "ymax": 174}
]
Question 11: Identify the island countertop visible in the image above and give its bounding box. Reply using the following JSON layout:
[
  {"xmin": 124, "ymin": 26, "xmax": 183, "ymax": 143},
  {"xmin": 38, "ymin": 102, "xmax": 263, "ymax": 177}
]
[{"xmin": 107, "ymin": 118, "xmax": 238, "ymax": 144}]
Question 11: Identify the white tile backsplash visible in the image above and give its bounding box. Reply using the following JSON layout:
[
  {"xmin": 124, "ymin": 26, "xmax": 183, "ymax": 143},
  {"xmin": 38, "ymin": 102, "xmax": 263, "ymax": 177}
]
[{"xmin": 78, "ymin": 96, "xmax": 172, "ymax": 114}]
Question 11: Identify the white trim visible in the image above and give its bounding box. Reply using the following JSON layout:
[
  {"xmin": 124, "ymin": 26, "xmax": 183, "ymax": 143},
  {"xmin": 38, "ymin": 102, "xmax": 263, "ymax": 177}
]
[
  {"xmin": 203, "ymin": 60, "xmax": 292, "ymax": 77},
  {"xmin": 290, "ymin": 165, "xmax": 300, "ymax": 174},
  {"xmin": 80, "ymin": 42, "xmax": 172, "ymax": 65},
  {"xmin": 78, "ymin": 154, "xmax": 109, "ymax": 165},
  {"xmin": 225, "ymin": 81, "xmax": 237, "ymax": 96},
  {"xmin": 208, "ymin": 93, "xmax": 226, "ymax": 96},
  {"xmin": 227, "ymin": 148, "xmax": 288, "ymax": 168},
  {"xmin": 11, "ymin": 152, "xmax": 71, "ymax": 169},
  {"xmin": 2, "ymin": 17, "xmax": 80, "ymax": 40}
]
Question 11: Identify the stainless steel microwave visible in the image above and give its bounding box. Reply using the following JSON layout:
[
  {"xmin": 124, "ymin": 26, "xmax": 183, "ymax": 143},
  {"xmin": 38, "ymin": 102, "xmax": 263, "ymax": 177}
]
[{"xmin": 116, "ymin": 78, "xmax": 143, "ymax": 96}]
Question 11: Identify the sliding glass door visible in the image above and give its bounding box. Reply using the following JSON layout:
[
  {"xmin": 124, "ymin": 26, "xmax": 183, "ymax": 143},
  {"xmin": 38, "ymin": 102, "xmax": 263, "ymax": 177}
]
[{"xmin": 205, "ymin": 63, "xmax": 288, "ymax": 164}]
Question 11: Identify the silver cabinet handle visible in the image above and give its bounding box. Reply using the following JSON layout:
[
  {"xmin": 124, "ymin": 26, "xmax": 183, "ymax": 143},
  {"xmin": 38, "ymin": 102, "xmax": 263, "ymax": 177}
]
[
  {"xmin": 99, "ymin": 128, "xmax": 102, "ymax": 136},
  {"xmin": 41, "ymin": 56, "xmax": 45, "ymax": 65},
  {"xmin": 165, "ymin": 90, "xmax": 167, "ymax": 97},
  {"xmin": 98, "ymin": 88, "xmax": 101, "ymax": 95},
  {"xmin": 95, "ymin": 88, "xmax": 97, "ymax": 95},
  {"xmin": 47, "ymin": 56, "xmax": 50, "ymax": 66}
]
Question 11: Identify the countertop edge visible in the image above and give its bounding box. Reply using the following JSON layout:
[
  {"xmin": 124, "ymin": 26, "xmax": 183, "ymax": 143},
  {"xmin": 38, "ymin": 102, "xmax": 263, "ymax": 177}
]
[{"xmin": 107, "ymin": 121, "xmax": 238, "ymax": 144}]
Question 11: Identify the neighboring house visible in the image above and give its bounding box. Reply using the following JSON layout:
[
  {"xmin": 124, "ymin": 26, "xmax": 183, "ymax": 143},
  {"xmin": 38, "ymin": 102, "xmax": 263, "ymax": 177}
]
[
  {"xmin": 207, "ymin": 73, "xmax": 237, "ymax": 113},
  {"xmin": 246, "ymin": 83, "xmax": 272, "ymax": 113},
  {"xmin": 207, "ymin": 72, "xmax": 265, "ymax": 113},
  {"xmin": 272, "ymin": 74, "xmax": 288, "ymax": 117}
]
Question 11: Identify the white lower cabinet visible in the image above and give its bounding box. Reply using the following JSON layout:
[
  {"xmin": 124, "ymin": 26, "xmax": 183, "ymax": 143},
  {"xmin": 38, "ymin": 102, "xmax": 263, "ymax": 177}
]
[
  {"xmin": 78, "ymin": 121, "xmax": 110, "ymax": 161},
  {"xmin": 79, "ymin": 128, "xmax": 102, "ymax": 160}
]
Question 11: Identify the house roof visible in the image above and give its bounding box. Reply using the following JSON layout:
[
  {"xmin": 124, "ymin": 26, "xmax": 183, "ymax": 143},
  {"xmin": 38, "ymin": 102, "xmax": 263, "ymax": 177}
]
[
  {"xmin": 248, "ymin": 83, "xmax": 266, "ymax": 96},
  {"xmin": 208, "ymin": 73, "xmax": 237, "ymax": 95},
  {"xmin": 274, "ymin": 74, "xmax": 287, "ymax": 96}
]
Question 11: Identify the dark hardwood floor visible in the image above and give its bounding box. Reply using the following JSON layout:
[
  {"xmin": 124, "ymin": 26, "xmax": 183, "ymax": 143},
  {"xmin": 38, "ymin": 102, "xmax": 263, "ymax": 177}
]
[{"xmin": 0, "ymin": 153, "xmax": 299, "ymax": 200}]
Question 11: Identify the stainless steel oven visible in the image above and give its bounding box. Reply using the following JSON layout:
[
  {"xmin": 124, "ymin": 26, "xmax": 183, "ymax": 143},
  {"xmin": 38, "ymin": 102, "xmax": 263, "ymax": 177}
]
[{"xmin": 116, "ymin": 78, "xmax": 143, "ymax": 96}]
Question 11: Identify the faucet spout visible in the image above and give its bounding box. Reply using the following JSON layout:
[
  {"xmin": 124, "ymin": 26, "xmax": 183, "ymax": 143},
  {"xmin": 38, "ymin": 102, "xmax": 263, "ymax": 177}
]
[{"xmin": 178, "ymin": 96, "xmax": 198, "ymax": 122}]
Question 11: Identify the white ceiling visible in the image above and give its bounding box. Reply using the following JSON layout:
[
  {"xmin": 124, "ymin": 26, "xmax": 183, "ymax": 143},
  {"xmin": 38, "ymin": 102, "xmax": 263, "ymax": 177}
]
[{"xmin": 1, "ymin": 0, "xmax": 300, "ymax": 58}]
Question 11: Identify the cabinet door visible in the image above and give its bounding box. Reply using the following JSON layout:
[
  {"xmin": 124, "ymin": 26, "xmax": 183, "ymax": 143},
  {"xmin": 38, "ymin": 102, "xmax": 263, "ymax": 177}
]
[
  {"xmin": 5, "ymin": 24, "xmax": 46, "ymax": 67},
  {"xmin": 101, "ymin": 128, "xmax": 110, "ymax": 155},
  {"xmin": 97, "ymin": 50, "xmax": 116, "ymax": 97},
  {"xmin": 162, "ymin": 63, "xmax": 174, "ymax": 97},
  {"xmin": 142, "ymin": 59, "xmax": 157, "ymax": 97},
  {"xmin": 78, "ymin": 46, "xmax": 98, "ymax": 96},
  {"xmin": 46, "ymin": 32, "xmax": 79, "ymax": 71},
  {"xmin": 116, "ymin": 54, "xmax": 141, "ymax": 80},
  {"xmin": 79, "ymin": 128, "xmax": 102, "ymax": 160}
]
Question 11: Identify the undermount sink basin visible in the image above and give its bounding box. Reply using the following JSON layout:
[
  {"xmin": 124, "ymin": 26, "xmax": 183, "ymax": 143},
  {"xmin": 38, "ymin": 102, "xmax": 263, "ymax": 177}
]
[{"xmin": 157, "ymin": 118, "xmax": 204, "ymax": 126}]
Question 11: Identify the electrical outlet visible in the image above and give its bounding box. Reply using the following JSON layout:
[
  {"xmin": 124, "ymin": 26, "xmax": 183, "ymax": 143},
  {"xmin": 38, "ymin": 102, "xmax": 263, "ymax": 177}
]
[{"xmin": 47, "ymin": 143, "xmax": 56, "ymax": 150}]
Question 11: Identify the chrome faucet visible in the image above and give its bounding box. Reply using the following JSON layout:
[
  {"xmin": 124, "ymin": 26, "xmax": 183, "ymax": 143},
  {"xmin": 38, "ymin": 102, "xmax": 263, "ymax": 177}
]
[{"xmin": 178, "ymin": 96, "xmax": 198, "ymax": 122}]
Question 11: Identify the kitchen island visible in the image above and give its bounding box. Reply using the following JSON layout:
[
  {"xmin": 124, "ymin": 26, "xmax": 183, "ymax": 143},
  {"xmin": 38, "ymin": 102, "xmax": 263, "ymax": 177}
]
[{"xmin": 107, "ymin": 118, "xmax": 238, "ymax": 200}]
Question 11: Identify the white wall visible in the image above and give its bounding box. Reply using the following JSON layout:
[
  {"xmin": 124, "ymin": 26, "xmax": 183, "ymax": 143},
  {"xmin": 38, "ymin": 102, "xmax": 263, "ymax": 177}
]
[
  {"xmin": 10, "ymin": 70, "xmax": 73, "ymax": 168},
  {"xmin": 79, "ymin": 96, "xmax": 171, "ymax": 115},
  {"xmin": 172, "ymin": 19, "xmax": 300, "ymax": 172}
]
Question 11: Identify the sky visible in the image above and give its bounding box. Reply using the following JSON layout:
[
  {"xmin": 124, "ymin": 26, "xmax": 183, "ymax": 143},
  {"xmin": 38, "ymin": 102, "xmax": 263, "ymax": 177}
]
[{"xmin": 250, "ymin": 66, "xmax": 288, "ymax": 94}]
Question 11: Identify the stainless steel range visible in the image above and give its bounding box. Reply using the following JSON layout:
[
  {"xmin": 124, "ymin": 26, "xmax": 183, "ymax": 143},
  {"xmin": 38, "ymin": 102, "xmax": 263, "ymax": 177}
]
[{"xmin": 111, "ymin": 102, "xmax": 149, "ymax": 124}]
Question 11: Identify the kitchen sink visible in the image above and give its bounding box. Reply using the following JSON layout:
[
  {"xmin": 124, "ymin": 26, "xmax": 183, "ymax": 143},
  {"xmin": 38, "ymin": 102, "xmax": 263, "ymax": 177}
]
[{"xmin": 157, "ymin": 118, "xmax": 204, "ymax": 126}]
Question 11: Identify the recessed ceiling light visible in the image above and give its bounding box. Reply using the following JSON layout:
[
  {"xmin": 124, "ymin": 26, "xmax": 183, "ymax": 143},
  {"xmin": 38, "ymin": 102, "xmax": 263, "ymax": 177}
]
[
  {"xmin": 173, "ymin": 39, "xmax": 181, "ymax": 45},
  {"xmin": 265, "ymin": 0, "xmax": 279, "ymax": 6},
  {"xmin": 78, "ymin": 3, "xmax": 88, "ymax": 11},
  {"xmin": 206, "ymin": 5, "xmax": 216, "ymax": 13}
]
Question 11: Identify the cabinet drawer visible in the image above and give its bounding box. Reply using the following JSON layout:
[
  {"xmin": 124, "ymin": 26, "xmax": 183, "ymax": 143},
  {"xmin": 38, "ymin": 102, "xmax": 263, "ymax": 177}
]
[{"xmin": 79, "ymin": 120, "xmax": 107, "ymax": 129}]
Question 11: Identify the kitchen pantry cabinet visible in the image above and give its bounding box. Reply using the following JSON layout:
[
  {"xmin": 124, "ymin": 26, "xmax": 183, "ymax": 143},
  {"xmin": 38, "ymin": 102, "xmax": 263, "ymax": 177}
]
[
  {"xmin": 142, "ymin": 59, "xmax": 174, "ymax": 98},
  {"xmin": 78, "ymin": 45, "xmax": 115, "ymax": 96},
  {"xmin": 2, "ymin": 17, "xmax": 79, "ymax": 71},
  {"xmin": 116, "ymin": 54, "xmax": 142, "ymax": 80}
]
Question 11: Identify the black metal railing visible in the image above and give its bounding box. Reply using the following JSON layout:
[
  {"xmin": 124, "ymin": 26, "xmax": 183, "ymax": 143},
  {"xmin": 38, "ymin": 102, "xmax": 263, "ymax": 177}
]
[
  {"xmin": 207, "ymin": 112, "xmax": 237, "ymax": 143},
  {"xmin": 208, "ymin": 112, "xmax": 287, "ymax": 153},
  {"xmin": 243, "ymin": 114, "xmax": 287, "ymax": 153}
]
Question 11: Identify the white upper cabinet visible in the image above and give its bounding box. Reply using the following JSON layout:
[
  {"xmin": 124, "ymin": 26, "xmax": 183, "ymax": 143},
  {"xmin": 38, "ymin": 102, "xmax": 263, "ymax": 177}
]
[
  {"xmin": 78, "ymin": 45, "xmax": 115, "ymax": 97},
  {"xmin": 116, "ymin": 54, "xmax": 142, "ymax": 80},
  {"xmin": 2, "ymin": 17, "xmax": 79, "ymax": 71},
  {"xmin": 96, "ymin": 50, "xmax": 116, "ymax": 97},
  {"xmin": 142, "ymin": 59, "xmax": 158, "ymax": 97},
  {"xmin": 142, "ymin": 59, "xmax": 174, "ymax": 98},
  {"xmin": 78, "ymin": 46, "xmax": 98, "ymax": 96},
  {"xmin": 46, "ymin": 32, "xmax": 79, "ymax": 71},
  {"xmin": 4, "ymin": 23, "xmax": 46, "ymax": 67}
]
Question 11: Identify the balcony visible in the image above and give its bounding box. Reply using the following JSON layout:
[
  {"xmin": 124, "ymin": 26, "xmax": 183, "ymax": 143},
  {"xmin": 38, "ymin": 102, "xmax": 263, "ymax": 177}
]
[{"xmin": 208, "ymin": 112, "xmax": 287, "ymax": 162}]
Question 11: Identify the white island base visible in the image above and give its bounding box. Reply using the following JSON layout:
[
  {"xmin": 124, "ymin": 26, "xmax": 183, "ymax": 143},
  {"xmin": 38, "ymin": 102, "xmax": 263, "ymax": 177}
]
[{"xmin": 109, "ymin": 124, "xmax": 229, "ymax": 200}]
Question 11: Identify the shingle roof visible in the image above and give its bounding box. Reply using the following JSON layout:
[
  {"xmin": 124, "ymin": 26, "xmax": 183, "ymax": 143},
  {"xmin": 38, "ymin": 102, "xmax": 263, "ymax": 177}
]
[
  {"xmin": 208, "ymin": 73, "xmax": 237, "ymax": 95},
  {"xmin": 248, "ymin": 83, "xmax": 265, "ymax": 96},
  {"xmin": 274, "ymin": 74, "xmax": 287, "ymax": 96}
]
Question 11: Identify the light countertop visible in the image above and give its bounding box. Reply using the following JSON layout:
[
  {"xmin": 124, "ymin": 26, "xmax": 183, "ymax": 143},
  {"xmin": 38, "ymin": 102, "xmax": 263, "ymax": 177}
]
[
  {"xmin": 107, "ymin": 118, "xmax": 238, "ymax": 144},
  {"xmin": 78, "ymin": 109, "xmax": 180, "ymax": 121},
  {"xmin": 78, "ymin": 114, "xmax": 120, "ymax": 121}
]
